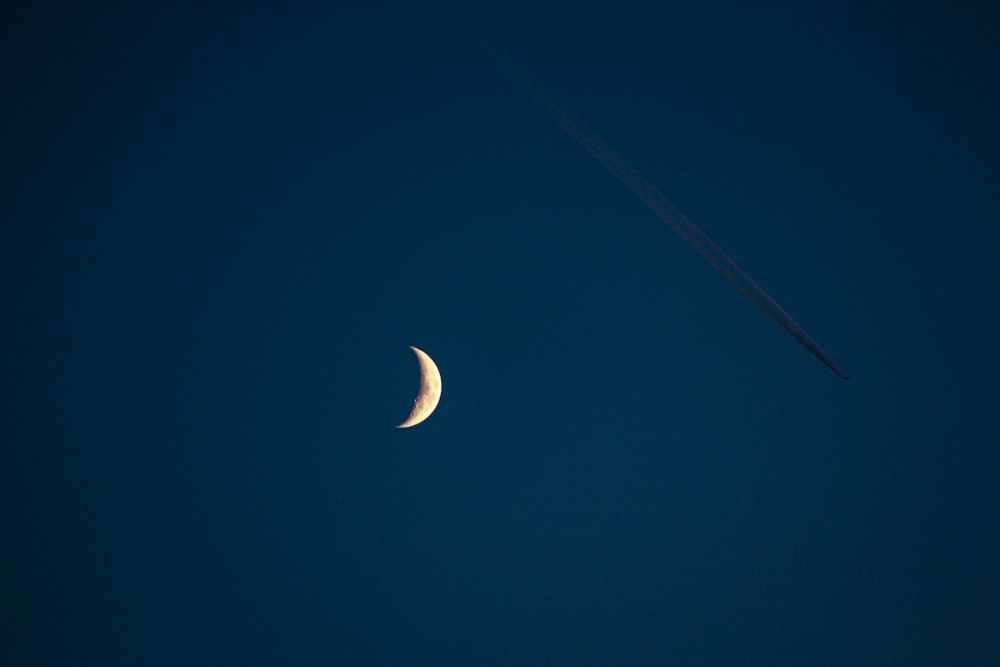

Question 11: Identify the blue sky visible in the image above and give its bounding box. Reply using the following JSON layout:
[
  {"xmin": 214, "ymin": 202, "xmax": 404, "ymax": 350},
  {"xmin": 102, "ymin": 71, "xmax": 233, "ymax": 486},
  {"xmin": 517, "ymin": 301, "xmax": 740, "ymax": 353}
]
[{"xmin": 5, "ymin": 2, "xmax": 999, "ymax": 664}]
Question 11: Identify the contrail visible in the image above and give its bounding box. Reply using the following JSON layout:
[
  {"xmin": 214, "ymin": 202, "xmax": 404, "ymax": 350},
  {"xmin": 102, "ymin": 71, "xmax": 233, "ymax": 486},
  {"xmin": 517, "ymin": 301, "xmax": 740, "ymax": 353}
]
[{"xmin": 445, "ymin": 7, "xmax": 849, "ymax": 379}]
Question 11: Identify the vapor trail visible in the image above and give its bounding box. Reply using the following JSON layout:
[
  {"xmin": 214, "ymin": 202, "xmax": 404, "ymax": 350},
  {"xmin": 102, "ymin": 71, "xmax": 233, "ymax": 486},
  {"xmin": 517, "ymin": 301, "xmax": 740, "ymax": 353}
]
[{"xmin": 446, "ymin": 8, "xmax": 848, "ymax": 379}]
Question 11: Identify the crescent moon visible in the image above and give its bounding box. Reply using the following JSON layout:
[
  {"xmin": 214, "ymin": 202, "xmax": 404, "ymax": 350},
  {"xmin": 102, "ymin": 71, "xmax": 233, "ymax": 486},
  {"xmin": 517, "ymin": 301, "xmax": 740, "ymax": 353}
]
[{"xmin": 396, "ymin": 346, "xmax": 442, "ymax": 429}]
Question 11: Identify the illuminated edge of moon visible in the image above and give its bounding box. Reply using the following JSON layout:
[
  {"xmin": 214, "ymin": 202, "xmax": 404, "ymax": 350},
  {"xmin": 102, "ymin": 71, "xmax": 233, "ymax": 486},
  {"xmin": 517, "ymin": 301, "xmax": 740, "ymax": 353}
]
[{"xmin": 396, "ymin": 346, "xmax": 442, "ymax": 429}]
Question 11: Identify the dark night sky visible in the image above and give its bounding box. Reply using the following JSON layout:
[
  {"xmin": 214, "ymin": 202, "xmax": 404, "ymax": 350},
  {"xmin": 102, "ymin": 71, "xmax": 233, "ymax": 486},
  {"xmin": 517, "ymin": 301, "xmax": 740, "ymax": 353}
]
[{"xmin": 4, "ymin": 2, "xmax": 999, "ymax": 665}]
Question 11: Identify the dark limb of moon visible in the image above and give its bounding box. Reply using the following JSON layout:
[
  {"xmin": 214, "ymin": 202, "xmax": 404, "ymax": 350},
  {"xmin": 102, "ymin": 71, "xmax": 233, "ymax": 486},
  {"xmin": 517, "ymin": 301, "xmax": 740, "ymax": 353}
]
[{"xmin": 444, "ymin": 7, "xmax": 849, "ymax": 379}]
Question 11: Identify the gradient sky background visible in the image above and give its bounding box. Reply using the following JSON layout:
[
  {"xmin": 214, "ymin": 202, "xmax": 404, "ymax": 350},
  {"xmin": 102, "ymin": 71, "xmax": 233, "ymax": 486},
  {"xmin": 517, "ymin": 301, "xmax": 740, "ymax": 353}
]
[{"xmin": 5, "ymin": 2, "xmax": 999, "ymax": 665}]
